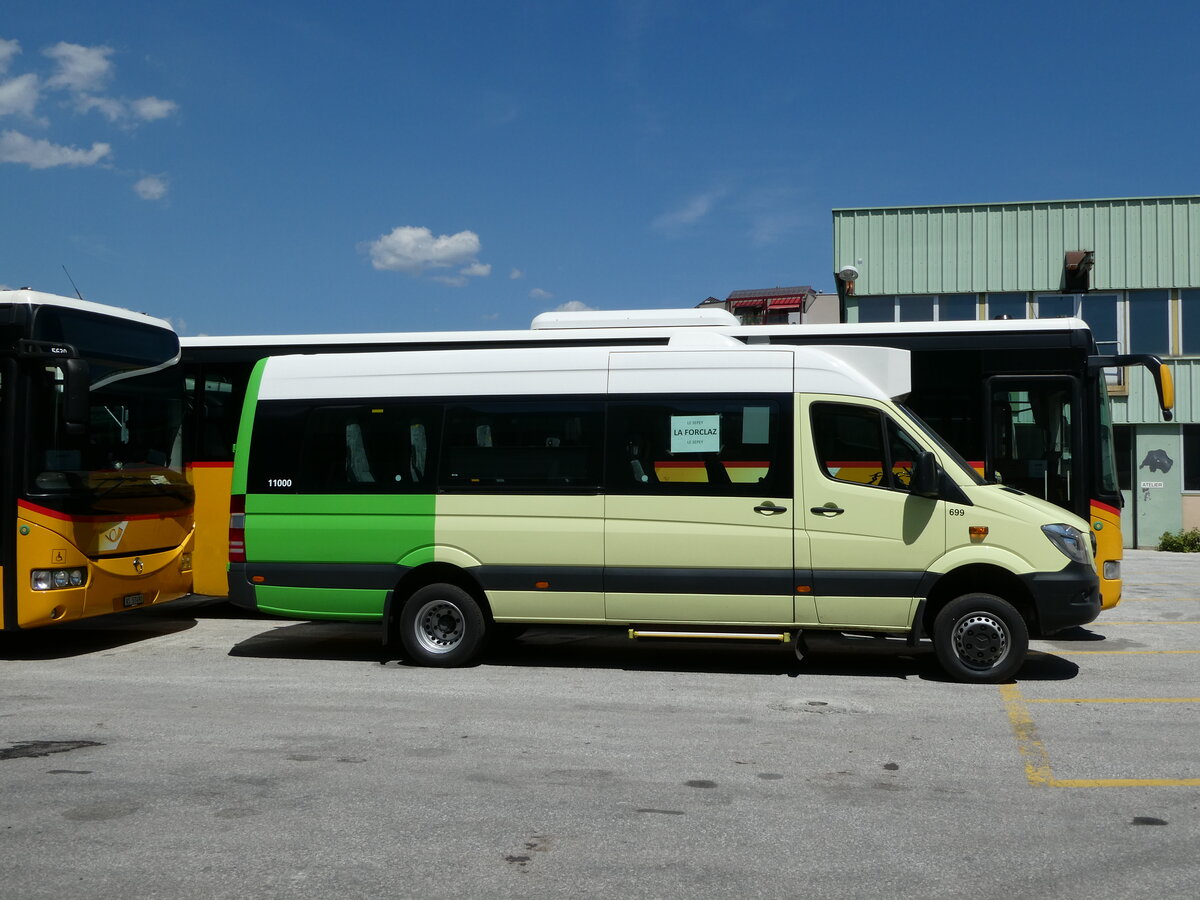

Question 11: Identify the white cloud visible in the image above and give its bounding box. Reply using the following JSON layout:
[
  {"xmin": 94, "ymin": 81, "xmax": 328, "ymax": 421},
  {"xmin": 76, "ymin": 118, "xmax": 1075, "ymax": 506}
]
[
  {"xmin": 366, "ymin": 225, "xmax": 484, "ymax": 276},
  {"xmin": 134, "ymin": 174, "xmax": 167, "ymax": 200},
  {"xmin": 0, "ymin": 38, "xmax": 20, "ymax": 73},
  {"xmin": 509, "ymin": 268, "xmax": 523, "ymax": 280},
  {"xmin": 553, "ymin": 300, "xmax": 594, "ymax": 312},
  {"xmin": 652, "ymin": 189, "xmax": 726, "ymax": 233},
  {"xmin": 130, "ymin": 95, "xmax": 178, "ymax": 121},
  {"xmin": 460, "ymin": 262, "xmax": 491, "ymax": 278},
  {"xmin": 529, "ymin": 288, "xmax": 553, "ymax": 300},
  {"xmin": 44, "ymin": 42, "xmax": 113, "ymax": 93},
  {"xmin": 0, "ymin": 129, "xmax": 110, "ymax": 168},
  {"xmin": 0, "ymin": 73, "xmax": 39, "ymax": 117},
  {"xmin": 74, "ymin": 93, "xmax": 126, "ymax": 121}
]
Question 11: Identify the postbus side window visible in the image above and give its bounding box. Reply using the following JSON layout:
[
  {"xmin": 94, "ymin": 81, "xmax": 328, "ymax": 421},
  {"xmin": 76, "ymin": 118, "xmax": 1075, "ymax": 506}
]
[{"xmin": 606, "ymin": 396, "xmax": 788, "ymax": 497}]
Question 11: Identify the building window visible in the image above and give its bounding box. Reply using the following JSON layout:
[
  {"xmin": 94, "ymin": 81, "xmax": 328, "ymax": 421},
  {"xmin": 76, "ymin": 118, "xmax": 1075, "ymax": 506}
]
[
  {"xmin": 1080, "ymin": 293, "xmax": 1120, "ymax": 352},
  {"xmin": 856, "ymin": 296, "xmax": 895, "ymax": 323},
  {"xmin": 898, "ymin": 295, "xmax": 934, "ymax": 322},
  {"xmin": 1182, "ymin": 290, "xmax": 1200, "ymax": 355},
  {"xmin": 986, "ymin": 293, "xmax": 1027, "ymax": 319},
  {"xmin": 1185, "ymin": 425, "xmax": 1200, "ymax": 492},
  {"xmin": 1127, "ymin": 290, "xmax": 1170, "ymax": 355},
  {"xmin": 1035, "ymin": 293, "xmax": 1078, "ymax": 319},
  {"xmin": 939, "ymin": 294, "xmax": 976, "ymax": 321}
]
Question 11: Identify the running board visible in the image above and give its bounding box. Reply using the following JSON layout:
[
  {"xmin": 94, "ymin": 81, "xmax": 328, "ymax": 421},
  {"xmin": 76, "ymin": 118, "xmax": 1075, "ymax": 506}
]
[{"xmin": 628, "ymin": 629, "xmax": 791, "ymax": 643}]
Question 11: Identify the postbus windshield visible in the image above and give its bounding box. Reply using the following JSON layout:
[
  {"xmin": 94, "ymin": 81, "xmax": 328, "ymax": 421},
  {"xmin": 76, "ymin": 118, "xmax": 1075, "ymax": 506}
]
[{"xmin": 27, "ymin": 362, "xmax": 193, "ymax": 514}]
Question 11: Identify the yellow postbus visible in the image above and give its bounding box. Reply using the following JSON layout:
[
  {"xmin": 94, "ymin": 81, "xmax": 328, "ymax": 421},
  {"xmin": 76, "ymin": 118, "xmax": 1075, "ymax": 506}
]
[
  {"xmin": 181, "ymin": 309, "xmax": 1172, "ymax": 608},
  {"xmin": 1, "ymin": 290, "xmax": 193, "ymax": 630}
]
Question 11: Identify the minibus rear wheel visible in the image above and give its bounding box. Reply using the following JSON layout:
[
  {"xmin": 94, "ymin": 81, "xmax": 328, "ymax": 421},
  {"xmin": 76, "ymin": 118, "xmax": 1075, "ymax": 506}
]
[
  {"xmin": 932, "ymin": 593, "xmax": 1028, "ymax": 684},
  {"xmin": 398, "ymin": 583, "xmax": 488, "ymax": 667}
]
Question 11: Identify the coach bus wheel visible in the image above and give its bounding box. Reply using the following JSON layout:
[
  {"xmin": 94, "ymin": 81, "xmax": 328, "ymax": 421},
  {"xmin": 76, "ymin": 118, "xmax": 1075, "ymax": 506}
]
[
  {"xmin": 932, "ymin": 593, "xmax": 1028, "ymax": 684},
  {"xmin": 399, "ymin": 583, "xmax": 487, "ymax": 667}
]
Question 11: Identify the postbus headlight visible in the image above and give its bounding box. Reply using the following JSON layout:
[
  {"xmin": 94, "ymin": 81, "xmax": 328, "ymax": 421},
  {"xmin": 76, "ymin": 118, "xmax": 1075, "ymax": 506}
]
[
  {"xmin": 1042, "ymin": 524, "xmax": 1091, "ymax": 565},
  {"xmin": 31, "ymin": 568, "xmax": 88, "ymax": 591}
]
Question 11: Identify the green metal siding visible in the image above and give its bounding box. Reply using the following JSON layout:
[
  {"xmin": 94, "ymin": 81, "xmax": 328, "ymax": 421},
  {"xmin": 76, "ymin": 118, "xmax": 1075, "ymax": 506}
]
[
  {"xmin": 1114, "ymin": 359, "xmax": 1200, "ymax": 426},
  {"xmin": 834, "ymin": 197, "xmax": 1200, "ymax": 296}
]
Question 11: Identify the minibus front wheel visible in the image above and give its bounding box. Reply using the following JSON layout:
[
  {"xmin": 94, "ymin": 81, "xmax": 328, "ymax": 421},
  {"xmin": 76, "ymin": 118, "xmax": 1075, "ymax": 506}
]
[
  {"xmin": 932, "ymin": 593, "xmax": 1029, "ymax": 684},
  {"xmin": 398, "ymin": 583, "xmax": 488, "ymax": 667}
]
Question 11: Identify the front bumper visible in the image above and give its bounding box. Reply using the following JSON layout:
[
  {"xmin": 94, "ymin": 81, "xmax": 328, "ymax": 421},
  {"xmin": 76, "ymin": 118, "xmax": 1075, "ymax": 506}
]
[{"xmin": 1020, "ymin": 558, "xmax": 1101, "ymax": 636}]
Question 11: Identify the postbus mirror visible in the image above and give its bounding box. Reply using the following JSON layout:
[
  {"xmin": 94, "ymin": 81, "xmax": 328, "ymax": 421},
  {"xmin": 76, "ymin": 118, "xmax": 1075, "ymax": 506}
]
[
  {"xmin": 910, "ymin": 451, "xmax": 941, "ymax": 499},
  {"xmin": 63, "ymin": 357, "xmax": 91, "ymax": 435},
  {"xmin": 1088, "ymin": 353, "xmax": 1174, "ymax": 422}
]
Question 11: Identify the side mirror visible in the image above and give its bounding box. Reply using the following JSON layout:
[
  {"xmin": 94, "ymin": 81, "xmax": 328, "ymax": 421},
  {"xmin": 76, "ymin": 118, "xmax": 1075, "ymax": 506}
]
[
  {"xmin": 63, "ymin": 358, "xmax": 90, "ymax": 435},
  {"xmin": 910, "ymin": 450, "xmax": 941, "ymax": 499}
]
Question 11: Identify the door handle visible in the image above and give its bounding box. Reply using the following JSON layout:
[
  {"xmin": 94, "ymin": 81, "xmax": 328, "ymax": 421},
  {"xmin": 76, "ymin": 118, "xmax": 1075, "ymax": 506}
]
[
  {"xmin": 754, "ymin": 503, "xmax": 788, "ymax": 514},
  {"xmin": 810, "ymin": 505, "xmax": 845, "ymax": 516}
]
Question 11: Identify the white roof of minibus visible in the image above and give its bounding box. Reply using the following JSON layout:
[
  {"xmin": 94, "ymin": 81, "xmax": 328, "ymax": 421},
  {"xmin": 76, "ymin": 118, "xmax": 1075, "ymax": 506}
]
[
  {"xmin": 255, "ymin": 339, "xmax": 911, "ymax": 403},
  {"xmin": 0, "ymin": 288, "xmax": 174, "ymax": 331},
  {"xmin": 181, "ymin": 311, "xmax": 1090, "ymax": 350}
]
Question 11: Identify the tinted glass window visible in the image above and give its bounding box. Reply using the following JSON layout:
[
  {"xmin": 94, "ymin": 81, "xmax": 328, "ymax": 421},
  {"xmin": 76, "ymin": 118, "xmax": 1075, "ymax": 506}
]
[
  {"xmin": 812, "ymin": 403, "xmax": 888, "ymax": 489},
  {"xmin": 987, "ymin": 293, "xmax": 1027, "ymax": 319},
  {"xmin": 607, "ymin": 396, "xmax": 788, "ymax": 497},
  {"xmin": 1128, "ymin": 290, "xmax": 1170, "ymax": 355},
  {"xmin": 248, "ymin": 402, "xmax": 441, "ymax": 494},
  {"xmin": 856, "ymin": 296, "xmax": 895, "ymax": 323},
  {"xmin": 1184, "ymin": 425, "xmax": 1200, "ymax": 492},
  {"xmin": 939, "ymin": 294, "xmax": 976, "ymax": 321},
  {"xmin": 1080, "ymin": 293, "xmax": 1119, "ymax": 351},
  {"xmin": 1036, "ymin": 294, "xmax": 1077, "ymax": 319},
  {"xmin": 898, "ymin": 295, "xmax": 934, "ymax": 322},
  {"xmin": 441, "ymin": 400, "xmax": 603, "ymax": 491},
  {"xmin": 1182, "ymin": 290, "xmax": 1200, "ymax": 355}
]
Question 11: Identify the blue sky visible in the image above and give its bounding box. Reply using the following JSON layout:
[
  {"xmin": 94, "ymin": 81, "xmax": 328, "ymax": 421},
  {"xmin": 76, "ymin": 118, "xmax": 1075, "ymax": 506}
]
[{"xmin": 3, "ymin": 0, "xmax": 1198, "ymax": 336}]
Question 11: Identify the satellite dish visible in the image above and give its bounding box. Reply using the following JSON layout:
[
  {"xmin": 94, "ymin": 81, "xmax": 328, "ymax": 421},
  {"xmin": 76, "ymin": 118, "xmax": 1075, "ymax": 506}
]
[{"xmin": 838, "ymin": 265, "xmax": 860, "ymax": 282}]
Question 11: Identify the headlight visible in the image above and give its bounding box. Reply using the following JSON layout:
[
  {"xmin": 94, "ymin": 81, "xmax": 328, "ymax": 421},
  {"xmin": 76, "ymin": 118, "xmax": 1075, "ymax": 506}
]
[
  {"xmin": 31, "ymin": 568, "xmax": 88, "ymax": 591},
  {"xmin": 1042, "ymin": 524, "xmax": 1091, "ymax": 565}
]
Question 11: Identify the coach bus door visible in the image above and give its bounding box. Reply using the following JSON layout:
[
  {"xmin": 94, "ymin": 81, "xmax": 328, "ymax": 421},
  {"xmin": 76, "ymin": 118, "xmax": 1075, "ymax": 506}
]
[{"xmin": 985, "ymin": 376, "xmax": 1082, "ymax": 515}]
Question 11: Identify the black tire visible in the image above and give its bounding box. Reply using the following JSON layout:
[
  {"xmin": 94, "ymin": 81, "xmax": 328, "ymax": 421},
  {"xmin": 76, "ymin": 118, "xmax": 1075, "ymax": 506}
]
[
  {"xmin": 398, "ymin": 583, "xmax": 488, "ymax": 667},
  {"xmin": 932, "ymin": 593, "xmax": 1028, "ymax": 684}
]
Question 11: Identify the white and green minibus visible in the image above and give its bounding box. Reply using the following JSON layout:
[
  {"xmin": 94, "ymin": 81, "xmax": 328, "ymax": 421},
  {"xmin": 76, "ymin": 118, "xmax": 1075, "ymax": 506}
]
[{"xmin": 228, "ymin": 335, "xmax": 1101, "ymax": 683}]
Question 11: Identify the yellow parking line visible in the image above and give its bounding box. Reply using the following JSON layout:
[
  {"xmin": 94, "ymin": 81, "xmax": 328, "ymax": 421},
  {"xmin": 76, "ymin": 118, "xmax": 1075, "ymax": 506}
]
[{"xmin": 999, "ymin": 683, "xmax": 1200, "ymax": 787}]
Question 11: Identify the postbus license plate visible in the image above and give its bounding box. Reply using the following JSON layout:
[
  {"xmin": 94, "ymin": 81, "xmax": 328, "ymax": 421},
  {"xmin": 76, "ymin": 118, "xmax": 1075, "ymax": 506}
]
[{"xmin": 123, "ymin": 593, "xmax": 145, "ymax": 608}]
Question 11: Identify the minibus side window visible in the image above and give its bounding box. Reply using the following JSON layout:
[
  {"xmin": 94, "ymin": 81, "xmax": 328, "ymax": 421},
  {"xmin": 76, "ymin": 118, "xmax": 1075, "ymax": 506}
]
[
  {"xmin": 812, "ymin": 403, "xmax": 918, "ymax": 492},
  {"xmin": 885, "ymin": 417, "xmax": 923, "ymax": 491},
  {"xmin": 249, "ymin": 402, "xmax": 442, "ymax": 494},
  {"xmin": 439, "ymin": 400, "xmax": 604, "ymax": 491},
  {"xmin": 607, "ymin": 396, "xmax": 788, "ymax": 497}
]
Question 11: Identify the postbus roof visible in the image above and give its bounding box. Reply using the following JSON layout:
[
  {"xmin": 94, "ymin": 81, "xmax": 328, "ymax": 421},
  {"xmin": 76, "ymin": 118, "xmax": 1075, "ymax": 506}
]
[
  {"xmin": 183, "ymin": 310, "xmax": 1091, "ymax": 352},
  {"xmin": 0, "ymin": 288, "xmax": 174, "ymax": 332}
]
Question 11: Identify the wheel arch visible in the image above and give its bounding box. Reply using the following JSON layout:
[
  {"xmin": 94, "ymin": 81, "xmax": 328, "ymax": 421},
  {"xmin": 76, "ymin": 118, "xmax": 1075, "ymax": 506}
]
[
  {"xmin": 921, "ymin": 564, "xmax": 1037, "ymax": 637},
  {"xmin": 383, "ymin": 562, "xmax": 491, "ymax": 644}
]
